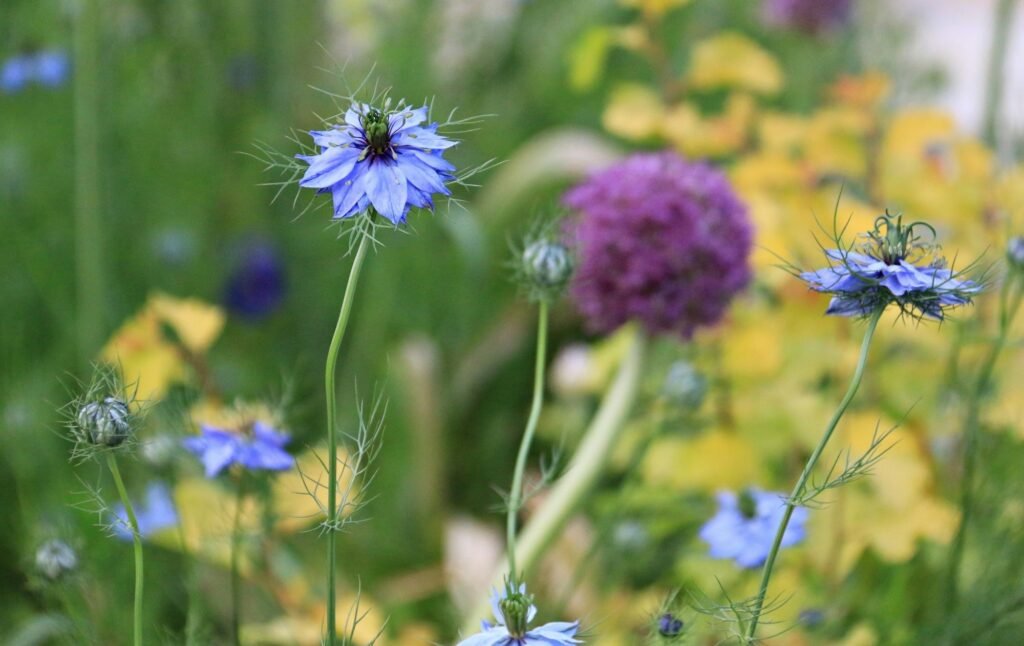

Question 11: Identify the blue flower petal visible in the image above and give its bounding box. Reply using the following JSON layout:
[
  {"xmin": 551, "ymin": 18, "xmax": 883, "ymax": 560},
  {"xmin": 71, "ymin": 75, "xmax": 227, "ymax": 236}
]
[
  {"xmin": 299, "ymin": 145, "xmax": 361, "ymax": 189},
  {"xmin": 364, "ymin": 160, "xmax": 409, "ymax": 224}
]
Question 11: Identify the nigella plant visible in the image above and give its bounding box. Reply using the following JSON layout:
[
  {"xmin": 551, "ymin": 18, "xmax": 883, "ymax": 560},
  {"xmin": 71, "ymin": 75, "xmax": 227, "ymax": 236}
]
[
  {"xmin": 700, "ymin": 489, "xmax": 807, "ymax": 569},
  {"xmin": 741, "ymin": 207, "xmax": 984, "ymax": 642},
  {"xmin": 459, "ymin": 582, "xmax": 580, "ymax": 646},
  {"xmin": 255, "ymin": 78, "xmax": 488, "ymax": 645}
]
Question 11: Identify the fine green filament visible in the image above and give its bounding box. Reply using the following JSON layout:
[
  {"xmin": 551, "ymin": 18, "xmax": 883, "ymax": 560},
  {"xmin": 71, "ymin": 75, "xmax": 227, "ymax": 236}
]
[
  {"xmin": 324, "ymin": 232, "xmax": 371, "ymax": 645},
  {"xmin": 745, "ymin": 308, "xmax": 882, "ymax": 641},
  {"xmin": 107, "ymin": 454, "xmax": 144, "ymax": 646}
]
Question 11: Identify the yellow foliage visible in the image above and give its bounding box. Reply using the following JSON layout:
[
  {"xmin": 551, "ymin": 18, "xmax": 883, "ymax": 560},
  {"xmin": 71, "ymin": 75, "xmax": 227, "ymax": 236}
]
[
  {"xmin": 687, "ymin": 32, "xmax": 783, "ymax": 95},
  {"xmin": 602, "ymin": 83, "xmax": 665, "ymax": 141},
  {"xmin": 642, "ymin": 429, "xmax": 761, "ymax": 491},
  {"xmin": 619, "ymin": 0, "xmax": 691, "ymax": 17}
]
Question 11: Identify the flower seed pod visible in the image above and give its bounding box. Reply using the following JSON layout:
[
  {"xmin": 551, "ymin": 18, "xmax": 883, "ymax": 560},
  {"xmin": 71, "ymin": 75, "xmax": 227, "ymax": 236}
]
[
  {"xmin": 662, "ymin": 361, "xmax": 707, "ymax": 410},
  {"xmin": 657, "ymin": 612, "xmax": 684, "ymax": 638},
  {"xmin": 35, "ymin": 539, "xmax": 77, "ymax": 582},
  {"xmin": 521, "ymin": 239, "xmax": 573, "ymax": 300},
  {"xmin": 76, "ymin": 397, "xmax": 132, "ymax": 447},
  {"xmin": 1007, "ymin": 237, "xmax": 1024, "ymax": 271}
]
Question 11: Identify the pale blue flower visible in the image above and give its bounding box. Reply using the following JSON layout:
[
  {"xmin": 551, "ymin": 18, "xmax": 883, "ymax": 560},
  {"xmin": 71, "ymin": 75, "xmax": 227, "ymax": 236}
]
[
  {"xmin": 458, "ymin": 583, "xmax": 580, "ymax": 645},
  {"xmin": 183, "ymin": 421, "xmax": 294, "ymax": 477},
  {"xmin": 298, "ymin": 102, "xmax": 457, "ymax": 225},
  {"xmin": 111, "ymin": 482, "xmax": 178, "ymax": 541},
  {"xmin": 700, "ymin": 489, "xmax": 807, "ymax": 569}
]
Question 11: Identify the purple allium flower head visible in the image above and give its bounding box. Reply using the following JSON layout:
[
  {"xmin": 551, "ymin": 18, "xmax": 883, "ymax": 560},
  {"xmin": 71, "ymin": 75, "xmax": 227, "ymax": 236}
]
[
  {"xmin": 564, "ymin": 152, "xmax": 753, "ymax": 339},
  {"xmin": 800, "ymin": 212, "xmax": 982, "ymax": 319},
  {"xmin": 224, "ymin": 241, "xmax": 286, "ymax": 320},
  {"xmin": 458, "ymin": 583, "xmax": 580, "ymax": 646},
  {"xmin": 183, "ymin": 421, "xmax": 294, "ymax": 477},
  {"xmin": 700, "ymin": 488, "xmax": 807, "ymax": 569},
  {"xmin": 761, "ymin": 0, "xmax": 853, "ymax": 35},
  {"xmin": 111, "ymin": 482, "xmax": 179, "ymax": 541},
  {"xmin": 297, "ymin": 101, "xmax": 457, "ymax": 225}
]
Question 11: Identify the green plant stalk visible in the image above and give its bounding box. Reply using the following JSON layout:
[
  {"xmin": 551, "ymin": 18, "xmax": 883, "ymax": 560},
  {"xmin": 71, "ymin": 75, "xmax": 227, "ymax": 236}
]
[
  {"xmin": 506, "ymin": 300, "xmax": 550, "ymax": 581},
  {"xmin": 107, "ymin": 454, "xmax": 143, "ymax": 646},
  {"xmin": 946, "ymin": 273, "xmax": 1024, "ymax": 610},
  {"xmin": 982, "ymin": 0, "xmax": 1019, "ymax": 146},
  {"xmin": 324, "ymin": 232, "xmax": 371, "ymax": 645},
  {"xmin": 745, "ymin": 309, "xmax": 882, "ymax": 642},
  {"xmin": 464, "ymin": 331, "xmax": 646, "ymax": 633},
  {"xmin": 231, "ymin": 476, "xmax": 246, "ymax": 646},
  {"xmin": 74, "ymin": 0, "xmax": 103, "ymax": 366}
]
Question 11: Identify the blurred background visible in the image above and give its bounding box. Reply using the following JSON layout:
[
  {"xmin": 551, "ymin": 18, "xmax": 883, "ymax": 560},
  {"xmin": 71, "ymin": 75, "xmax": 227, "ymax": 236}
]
[{"xmin": 2, "ymin": 0, "xmax": 1024, "ymax": 644}]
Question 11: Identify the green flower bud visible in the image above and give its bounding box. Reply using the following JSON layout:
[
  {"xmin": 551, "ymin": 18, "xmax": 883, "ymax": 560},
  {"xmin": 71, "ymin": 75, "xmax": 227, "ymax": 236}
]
[
  {"xmin": 499, "ymin": 589, "xmax": 534, "ymax": 638},
  {"xmin": 76, "ymin": 397, "xmax": 132, "ymax": 447},
  {"xmin": 738, "ymin": 489, "xmax": 758, "ymax": 519},
  {"xmin": 661, "ymin": 361, "xmax": 707, "ymax": 410},
  {"xmin": 35, "ymin": 539, "xmax": 77, "ymax": 581},
  {"xmin": 521, "ymin": 239, "xmax": 573, "ymax": 299}
]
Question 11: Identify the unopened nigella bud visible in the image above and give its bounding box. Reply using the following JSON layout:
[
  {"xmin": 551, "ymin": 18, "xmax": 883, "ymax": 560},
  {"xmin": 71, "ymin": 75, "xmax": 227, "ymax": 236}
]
[
  {"xmin": 35, "ymin": 539, "xmax": 78, "ymax": 581},
  {"xmin": 661, "ymin": 361, "xmax": 707, "ymax": 410},
  {"xmin": 76, "ymin": 397, "xmax": 132, "ymax": 447},
  {"xmin": 521, "ymin": 239, "xmax": 573, "ymax": 300},
  {"xmin": 1007, "ymin": 236, "xmax": 1024, "ymax": 270},
  {"xmin": 657, "ymin": 612, "xmax": 684, "ymax": 638},
  {"xmin": 499, "ymin": 588, "xmax": 534, "ymax": 638}
]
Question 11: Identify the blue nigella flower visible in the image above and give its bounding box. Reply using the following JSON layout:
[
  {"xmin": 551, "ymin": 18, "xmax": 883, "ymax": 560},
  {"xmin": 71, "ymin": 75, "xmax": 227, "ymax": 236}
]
[
  {"xmin": 32, "ymin": 50, "xmax": 71, "ymax": 87},
  {"xmin": 183, "ymin": 421, "xmax": 294, "ymax": 477},
  {"xmin": 458, "ymin": 583, "xmax": 580, "ymax": 645},
  {"xmin": 111, "ymin": 482, "xmax": 179, "ymax": 541},
  {"xmin": 297, "ymin": 101, "xmax": 457, "ymax": 225},
  {"xmin": 1, "ymin": 55, "xmax": 34, "ymax": 94},
  {"xmin": 800, "ymin": 212, "xmax": 981, "ymax": 319},
  {"xmin": 699, "ymin": 489, "xmax": 808, "ymax": 569},
  {"xmin": 224, "ymin": 241, "xmax": 286, "ymax": 320}
]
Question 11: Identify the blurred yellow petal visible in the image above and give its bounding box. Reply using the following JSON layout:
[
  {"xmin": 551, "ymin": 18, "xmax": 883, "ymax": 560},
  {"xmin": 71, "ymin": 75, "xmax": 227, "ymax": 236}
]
[
  {"xmin": 602, "ymin": 84, "xmax": 665, "ymax": 141},
  {"xmin": 688, "ymin": 32, "xmax": 783, "ymax": 95},
  {"xmin": 828, "ymin": 71, "xmax": 891, "ymax": 110},
  {"xmin": 150, "ymin": 292, "xmax": 226, "ymax": 354},
  {"xmin": 642, "ymin": 429, "xmax": 761, "ymax": 491},
  {"xmin": 619, "ymin": 0, "xmax": 691, "ymax": 17}
]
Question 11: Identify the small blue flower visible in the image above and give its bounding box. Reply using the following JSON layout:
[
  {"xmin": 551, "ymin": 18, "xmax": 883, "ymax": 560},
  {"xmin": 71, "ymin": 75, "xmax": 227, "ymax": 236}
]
[
  {"xmin": 458, "ymin": 583, "xmax": 580, "ymax": 646},
  {"xmin": 224, "ymin": 241, "xmax": 286, "ymax": 320},
  {"xmin": 183, "ymin": 421, "xmax": 294, "ymax": 477},
  {"xmin": 1, "ymin": 55, "xmax": 33, "ymax": 94},
  {"xmin": 111, "ymin": 482, "xmax": 179, "ymax": 541},
  {"xmin": 297, "ymin": 102, "xmax": 457, "ymax": 225},
  {"xmin": 800, "ymin": 212, "xmax": 981, "ymax": 319},
  {"xmin": 699, "ymin": 489, "xmax": 808, "ymax": 569},
  {"xmin": 32, "ymin": 50, "xmax": 70, "ymax": 87}
]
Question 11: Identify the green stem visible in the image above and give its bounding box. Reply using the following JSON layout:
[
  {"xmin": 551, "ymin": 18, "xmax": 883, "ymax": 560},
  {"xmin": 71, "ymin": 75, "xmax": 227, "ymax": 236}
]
[
  {"xmin": 106, "ymin": 454, "xmax": 143, "ymax": 646},
  {"xmin": 982, "ymin": 0, "xmax": 1019, "ymax": 147},
  {"xmin": 324, "ymin": 232, "xmax": 371, "ymax": 645},
  {"xmin": 946, "ymin": 274, "xmax": 1024, "ymax": 610},
  {"xmin": 745, "ymin": 309, "xmax": 882, "ymax": 642},
  {"xmin": 74, "ymin": 0, "xmax": 103, "ymax": 366},
  {"xmin": 464, "ymin": 331, "xmax": 646, "ymax": 634},
  {"xmin": 231, "ymin": 476, "xmax": 246, "ymax": 646},
  {"xmin": 505, "ymin": 300, "xmax": 550, "ymax": 581}
]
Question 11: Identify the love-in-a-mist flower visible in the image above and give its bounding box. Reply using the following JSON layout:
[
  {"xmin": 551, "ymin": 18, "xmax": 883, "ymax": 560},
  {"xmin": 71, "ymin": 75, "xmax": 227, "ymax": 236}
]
[
  {"xmin": 0, "ymin": 50, "xmax": 70, "ymax": 93},
  {"xmin": 800, "ymin": 212, "xmax": 982, "ymax": 319},
  {"xmin": 35, "ymin": 539, "xmax": 78, "ymax": 581},
  {"xmin": 297, "ymin": 101, "xmax": 457, "ymax": 225},
  {"xmin": 458, "ymin": 583, "xmax": 580, "ymax": 646},
  {"xmin": 700, "ymin": 489, "xmax": 808, "ymax": 568},
  {"xmin": 111, "ymin": 482, "xmax": 179, "ymax": 541},
  {"xmin": 183, "ymin": 421, "xmax": 294, "ymax": 477},
  {"xmin": 761, "ymin": 0, "xmax": 853, "ymax": 35},
  {"xmin": 564, "ymin": 151, "xmax": 752, "ymax": 339}
]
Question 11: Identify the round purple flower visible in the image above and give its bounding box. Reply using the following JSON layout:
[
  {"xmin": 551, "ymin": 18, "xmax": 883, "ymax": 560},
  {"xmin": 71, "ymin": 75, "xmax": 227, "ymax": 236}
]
[
  {"xmin": 564, "ymin": 151, "xmax": 753, "ymax": 339},
  {"xmin": 297, "ymin": 102, "xmax": 457, "ymax": 225},
  {"xmin": 761, "ymin": 0, "xmax": 853, "ymax": 35},
  {"xmin": 700, "ymin": 488, "xmax": 808, "ymax": 569},
  {"xmin": 224, "ymin": 241, "xmax": 286, "ymax": 320}
]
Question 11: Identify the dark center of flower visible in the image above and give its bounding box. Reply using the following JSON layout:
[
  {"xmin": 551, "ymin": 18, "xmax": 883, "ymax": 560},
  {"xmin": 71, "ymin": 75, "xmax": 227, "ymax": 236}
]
[
  {"xmin": 499, "ymin": 591, "xmax": 532, "ymax": 638},
  {"xmin": 738, "ymin": 489, "xmax": 758, "ymax": 519},
  {"xmin": 361, "ymin": 108, "xmax": 391, "ymax": 156}
]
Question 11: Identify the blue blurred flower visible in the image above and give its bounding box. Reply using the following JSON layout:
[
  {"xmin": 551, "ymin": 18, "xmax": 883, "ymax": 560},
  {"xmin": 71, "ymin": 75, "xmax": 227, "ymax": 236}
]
[
  {"xmin": 800, "ymin": 213, "xmax": 981, "ymax": 319},
  {"xmin": 1, "ymin": 55, "xmax": 33, "ymax": 94},
  {"xmin": 183, "ymin": 421, "xmax": 294, "ymax": 477},
  {"xmin": 33, "ymin": 50, "xmax": 71, "ymax": 87},
  {"xmin": 700, "ymin": 489, "xmax": 808, "ymax": 569},
  {"xmin": 224, "ymin": 241, "xmax": 286, "ymax": 320},
  {"xmin": 458, "ymin": 583, "xmax": 580, "ymax": 645},
  {"xmin": 297, "ymin": 102, "xmax": 457, "ymax": 225},
  {"xmin": 111, "ymin": 482, "xmax": 178, "ymax": 541}
]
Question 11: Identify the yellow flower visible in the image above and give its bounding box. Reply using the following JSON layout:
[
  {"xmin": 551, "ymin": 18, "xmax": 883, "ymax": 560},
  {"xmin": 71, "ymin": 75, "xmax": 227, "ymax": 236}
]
[
  {"xmin": 687, "ymin": 32, "xmax": 783, "ymax": 95},
  {"xmin": 642, "ymin": 428, "xmax": 762, "ymax": 491},
  {"xmin": 619, "ymin": 0, "xmax": 692, "ymax": 18},
  {"xmin": 602, "ymin": 83, "xmax": 665, "ymax": 141},
  {"xmin": 662, "ymin": 93, "xmax": 756, "ymax": 158},
  {"xmin": 804, "ymin": 107, "xmax": 870, "ymax": 180},
  {"xmin": 828, "ymin": 71, "xmax": 891, "ymax": 111}
]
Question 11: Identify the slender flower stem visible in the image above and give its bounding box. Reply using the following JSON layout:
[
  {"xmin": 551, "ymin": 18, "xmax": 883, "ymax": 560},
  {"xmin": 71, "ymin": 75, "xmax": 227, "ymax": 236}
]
[
  {"xmin": 464, "ymin": 331, "xmax": 646, "ymax": 634},
  {"xmin": 506, "ymin": 300, "xmax": 550, "ymax": 581},
  {"xmin": 106, "ymin": 454, "xmax": 143, "ymax": 646},
  {"xmin": 981, "ymin": 0, "xmax": 1019, "ymax": 147},
  {"xmin": 946, "ymin": 274, "xmax": 1024, "ymax": 610},
  {"xmin": 231, "ymin": 476, "xmax": 247, "ymax": 646},
  {"xmin": 324, "ymin": 231, "xmax": 371, "ymax": 645},
  {"xmin": 74, "ymin": 0, "xmax": 103, "ymax": 367},
  {"xmin": 745, "ymin": 309, "xmax": 882, "ymax": 642}
]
